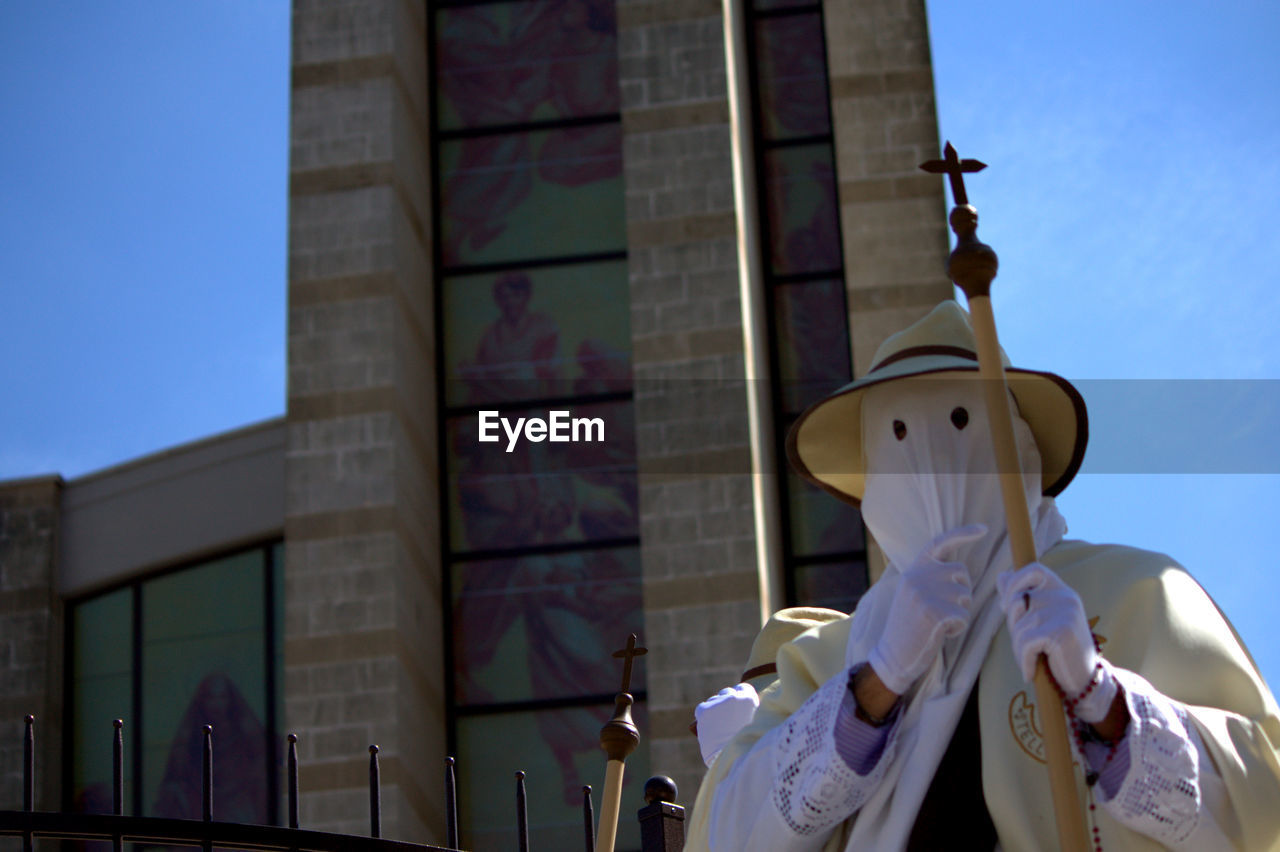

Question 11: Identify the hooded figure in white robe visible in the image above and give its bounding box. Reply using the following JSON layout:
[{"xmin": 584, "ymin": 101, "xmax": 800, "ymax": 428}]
[{"xmin": 685, "ymin": 302, "xmax": 1280, "ymax": 851}]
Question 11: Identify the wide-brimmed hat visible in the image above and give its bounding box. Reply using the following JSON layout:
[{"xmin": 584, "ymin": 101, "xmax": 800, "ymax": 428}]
[
  {"xmin": 785, "ymin": 301, "xmax": 1088, "ymax": 506},
  {"xmin": 740, "ymin": 606, "xmax": 846, "ymax": 685}
]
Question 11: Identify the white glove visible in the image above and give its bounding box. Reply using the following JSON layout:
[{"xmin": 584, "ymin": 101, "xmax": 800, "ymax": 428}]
[
  {"xmin": 867, "ymin": 524, "xmax": 986, "ymax": 695},
  {"xmin": 694, "ymin": 683, "xmax": 760, "ymax": 767},
  {"xmin": 998, "ymin": 562, "xmax": 1117, "ymax": 724}
]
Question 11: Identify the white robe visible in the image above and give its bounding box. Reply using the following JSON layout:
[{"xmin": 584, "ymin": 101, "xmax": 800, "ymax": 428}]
[{"xmin": 685, "ymin": 540, "xmax": 1280, "ymax": 851}]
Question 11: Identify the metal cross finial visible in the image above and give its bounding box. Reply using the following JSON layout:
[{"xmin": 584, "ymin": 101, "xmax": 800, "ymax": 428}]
[
  {"xmin": 920, "ymin": 141, "xmax": 987, "ymax": 206},
  {"xmin": 611, "ymin": 634, "xmax": 647, "ymax": 694}
]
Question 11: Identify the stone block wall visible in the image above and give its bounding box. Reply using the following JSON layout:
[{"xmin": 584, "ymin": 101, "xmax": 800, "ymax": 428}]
[
  {"xmin": 285, "ymin": 0, "xmax": 442, "ymax": 841},
  {"xmin": 617, "ymin": 0, "xmax": 768, "ymax": 804},
  {"xmin": 824, "ymin": 0, "xmax": 954, "ymax": 373},
  {"xmin": 0, "ymin": 476, "xmax": 63, "ymax": 812}
]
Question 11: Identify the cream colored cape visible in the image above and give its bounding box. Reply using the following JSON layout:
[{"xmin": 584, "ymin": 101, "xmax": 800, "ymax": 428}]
[{"xmin": 686, "ymin": 541, "xmax": 1280, "ymax": 851}]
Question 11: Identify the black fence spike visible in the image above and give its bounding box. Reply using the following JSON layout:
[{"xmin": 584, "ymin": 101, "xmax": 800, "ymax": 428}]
[
  {"xmin": 113, "ymin": 719, "xmax": 124, "ymax": 815},
  {"xmin": 582, "ymin": 785, "xmax": 595, "ymax": 852},
  {"xmin": 22, "ymin": 715, "xmax": 33, "ymax": 852},
  {"xmin": 515, "ymin": 771, "xmax": 529, "ymax": 852},
  {"xmin": 288, "ymin": 733, "xmax": 300, "ymax": 829},
  {"xmin": 202, "ymin": 725, "xmax": 214, "ymax": 821},
  {"xmin": 203, "ymin": 725, "xmax": 214, "ymax": 852},
  {"xmin": 23, "ymin": 715, "xmax": 34, "ymax": 812},
  {"xmin": 113, "ymin": 719, "xmax": 125, "ymax": 852},
  {"xmin": 445, "ymin": 756, "xmax": 458, "ymax": 850},
  {"xmin": 369, "ymin": 745, "xmax": 381, "ymax": 839}
]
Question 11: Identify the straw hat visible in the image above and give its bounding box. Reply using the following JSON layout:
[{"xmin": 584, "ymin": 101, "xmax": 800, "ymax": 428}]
[
  {"xmin": 740, "ymin": 607, "xmax": 847, "ymax": 686},
  {"xmin": 785, "ymin": 301, "xmax": 1088, "ymax": 506}
]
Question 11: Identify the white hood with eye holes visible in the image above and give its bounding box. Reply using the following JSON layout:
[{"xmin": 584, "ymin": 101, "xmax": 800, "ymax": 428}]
[
  {"xmin": 859, "ymin": 378, "xmax": 1066, "ymax": 586},
  {"xmin": 829, "ymin": 378, "xmax": 1068, "ymax": 850}
]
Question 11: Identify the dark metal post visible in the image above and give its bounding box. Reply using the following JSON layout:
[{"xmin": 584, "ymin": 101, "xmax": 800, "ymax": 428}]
[
  {"xmin": 369, "ymin": 745, "xmax": 381, "ymax": 838},
  {"xmin": 23, "ymin": 715, "xmax": 33, "ymax": 852},
  {"xmin": 203, "ymin": 725, "xmax": 214, "ymax": 852},
  {"xmin": 583, "ymin": 785, "xmax": 595, "ymax": 852},
  {"xmin": 113, "ymin": 719, "xmax": 125, "ymax": 852},
  {"xmin": 515, "ymin": 771, "xmax": 529, "ymax": 852},
  {"xmin": 637, "ymin": 776, "xmax": 684, "ymax": 852},
  {"xmin": 445, "ymin": 757, "xmax": 458, "ymax": 849},
  {"xmin": 23, "ymin": 715, "xmax": 34, "ymax": 811},
  {"xmin": 288, "ymin": 734, "xmax": 300, "ymax": 829},
  {"xmin": 112, "ymin": 720, "xmax": 124, "ymax": 815}
]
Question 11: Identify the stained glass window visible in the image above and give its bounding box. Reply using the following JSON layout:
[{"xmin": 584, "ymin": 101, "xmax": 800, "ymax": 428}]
[
  {"xmin": 141, "ymin": 552, "xmax": 269, "ymax": 823},
  {"xmin": 440, "ymin": 126, "xmax": 625, "ymax": 267},
  {"xmin": 452, "ymin": 549, "xmax": 643, "ymax": 706},
  {"xmin": 70, "ymin": 589, "xmax": 134, "ymax": 815},
  {"xmin": 436, "ymin": 0, "xmax": 620, "ymax": 131},
  {"xmin": 750, "ymin": 0, "xmax": 867, "ymax": 610},
  {"xmin": 67, "ymin": 543, "xmax": 281, "ymax": 825},
  {"xmin": 443, "ymin": 262, "xmax": 633, "ymax": 407},
  {"xmin": 755, "ymin": 12, "xmax": 832, "ymax": 140},
  {"xmin": 432, "ymin": 0, "xmax": 641, "ymax": 845}
]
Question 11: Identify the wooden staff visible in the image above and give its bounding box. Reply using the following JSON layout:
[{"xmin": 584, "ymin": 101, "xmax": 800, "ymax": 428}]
[
  {"xmin": 596, "ymin": 634, "xmax": 646, "ymax": 852},
  {"xmin": 922, "ymin": 143, "xmax": 1088, "ymax": 851}
]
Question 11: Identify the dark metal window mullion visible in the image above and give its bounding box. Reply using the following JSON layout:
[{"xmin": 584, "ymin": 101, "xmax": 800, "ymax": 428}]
[
  {"xmin": 131, "ymin": 582, "xmax": 144, "ymax": 817},
  {"xmin": 426, "ymin": 0, "xmax": 462, "ymax": 772},
  {"xmin": 263, "ymin": 543, "xmax": 280, "ymax": 826},
  {"xmin": 452, "ymin": 535, "xmax": 641, "ymax": 565},
  {"xmin": 438, "ymin": 111, "xmax": 622, "ymax": 142},
  {"xmin": 760, "ymin": 132, "xmax": 834, "ymax": 151},
  {"xmin": 456, "ymin": 690, "xmax": 648, "ymax": 719},
  {"xmin": 443, "ymin": 388, "xmax": 633, "ymax": 420},
  {"xmin": 441, "ymin": 248, "xmax": 628, "ymax": 280}
]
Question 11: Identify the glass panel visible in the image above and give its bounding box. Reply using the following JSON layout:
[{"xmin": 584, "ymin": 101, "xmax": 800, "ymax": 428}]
[
  {"xmin": 141, "ymin": 551, "xmax": 268, "ymax": 824},
  {"xmin": 452, "ymin": 547, "xmax": 642, "ymax": 705},
  {"xmin": 793, "ymin": 559, "xmax": 868, "ymax": 614},
  {"xmin": 457, "ymin": 704, "xmax": 649, "ymax": 852},
  {"xmin": 437, "ymin": 0, "xmax": 619, "ymax": 131},
  {"xmin": 774, "ymin": 279, "xmax": 851, "ymax": 414},
  {"xmin": 763, "ymin": 144, "xmax": 840, "ymax": 275},
  {"xmin": 786, "ymin": 470, "xmax": 864, "ymax": 557},
  {"xmin": 71, "ymin": 589, "xmax": 133, "ymax": 815},
  {"xmin": 447, "ymin": 401, "xmax": 637, "ymax": 553},
  {"xmin": 440, "ymin": 124, "xmax": 625, "ymax": 266},
  {"xmin": 755, "ymin": 13, "xmax": 832, "ymax": 140},
  {"xmin": 444, "ymin": 261, "xmax": 632, "ymax": 407}
]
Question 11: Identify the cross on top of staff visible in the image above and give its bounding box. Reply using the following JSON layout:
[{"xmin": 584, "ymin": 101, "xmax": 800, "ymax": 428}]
[
  {"xmin": 611, "ymin": 634, "xmax": 647, "ymax": 695},
  {"xmin": 920, "ymin": 141, "xmax": 987, "ymax": 206}
]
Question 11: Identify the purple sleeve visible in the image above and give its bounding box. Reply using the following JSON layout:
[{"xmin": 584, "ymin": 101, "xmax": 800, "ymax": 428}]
[
  {"xmin": 834, "ymin": 691, "xmax": 895, "ymax": 775},
  {"xmin": 1083, "ymin": 735, "xmax": 1131, "ymax": 800}
]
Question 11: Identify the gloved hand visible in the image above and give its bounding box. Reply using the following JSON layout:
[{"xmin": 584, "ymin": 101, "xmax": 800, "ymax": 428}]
[
  {"xmin": 998, "ymin": 562, "xmax": 1117, "ymax": 724},
  {"xmin": 694, "ymin": 683, "xmax": 760, "ymax": 767},
  {"xmin": 867, "ymin": 524, "xmax": 986, "ymax": 695}
]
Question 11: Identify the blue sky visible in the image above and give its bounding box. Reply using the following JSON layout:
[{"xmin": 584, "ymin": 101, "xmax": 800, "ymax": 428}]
[{"xmin": 1, "ymin": 3, "xmax": 1277, "ymax": 690}]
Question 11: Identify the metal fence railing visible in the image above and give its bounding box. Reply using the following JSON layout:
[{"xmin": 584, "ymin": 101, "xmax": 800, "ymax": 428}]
[{"xmin": 0, "ymin": 716, "xmax": 684, "ymax": 852}]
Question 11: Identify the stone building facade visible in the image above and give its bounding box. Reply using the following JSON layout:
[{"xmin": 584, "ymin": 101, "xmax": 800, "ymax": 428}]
[{"xmin": 0, "ymin": 0, "xmax": 952, "ymax": 848}]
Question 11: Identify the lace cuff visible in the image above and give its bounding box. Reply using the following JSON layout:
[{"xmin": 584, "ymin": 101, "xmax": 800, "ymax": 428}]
[
  {"xmin": 1097, "ymin": 667, "xmax": 1200, "ymax": 844},
  {"xmin": 771, "ymin": 669, "xmax": 898, "ymax": 836}
]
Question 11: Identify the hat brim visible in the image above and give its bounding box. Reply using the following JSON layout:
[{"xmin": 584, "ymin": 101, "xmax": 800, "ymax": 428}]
[{"xmin": 785, "ymin": 353, "xmax": 1088, "ymax": 507}]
